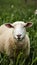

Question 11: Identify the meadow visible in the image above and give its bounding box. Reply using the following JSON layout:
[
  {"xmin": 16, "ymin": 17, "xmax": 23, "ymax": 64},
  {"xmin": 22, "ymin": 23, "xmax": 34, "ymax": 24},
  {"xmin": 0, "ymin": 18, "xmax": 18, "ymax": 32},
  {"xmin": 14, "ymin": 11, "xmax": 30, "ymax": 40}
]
[{"xmin": 0, "ymin": 0, "xmax": 37, "ymax": 65}]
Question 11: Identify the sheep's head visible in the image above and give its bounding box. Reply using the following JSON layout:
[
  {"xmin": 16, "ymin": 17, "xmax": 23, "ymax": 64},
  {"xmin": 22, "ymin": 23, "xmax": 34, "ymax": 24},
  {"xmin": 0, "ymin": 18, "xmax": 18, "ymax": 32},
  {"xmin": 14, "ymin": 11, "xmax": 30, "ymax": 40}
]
[{"xmin": 5, "ymin": 21, "xmax": 32, "ymax": 41}]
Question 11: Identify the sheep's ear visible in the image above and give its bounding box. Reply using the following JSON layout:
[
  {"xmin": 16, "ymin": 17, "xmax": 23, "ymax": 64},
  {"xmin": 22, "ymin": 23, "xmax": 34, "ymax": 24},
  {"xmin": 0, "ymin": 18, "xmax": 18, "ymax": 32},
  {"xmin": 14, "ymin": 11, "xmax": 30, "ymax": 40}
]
[
  {"xmin": 24, "ymin": 22, "xmax": 33, "ymax": 27},
  {"xmin": 5, "ymin": 23, "xmax": 14, "ymax": 28}
]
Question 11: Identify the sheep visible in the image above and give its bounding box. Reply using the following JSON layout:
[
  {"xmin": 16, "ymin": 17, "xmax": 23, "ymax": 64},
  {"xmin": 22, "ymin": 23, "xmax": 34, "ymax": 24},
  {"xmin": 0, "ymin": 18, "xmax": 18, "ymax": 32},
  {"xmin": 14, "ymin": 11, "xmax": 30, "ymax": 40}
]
[{"xmin": 0, "ymin": 21, "xmax": 32, "ymax": 58}]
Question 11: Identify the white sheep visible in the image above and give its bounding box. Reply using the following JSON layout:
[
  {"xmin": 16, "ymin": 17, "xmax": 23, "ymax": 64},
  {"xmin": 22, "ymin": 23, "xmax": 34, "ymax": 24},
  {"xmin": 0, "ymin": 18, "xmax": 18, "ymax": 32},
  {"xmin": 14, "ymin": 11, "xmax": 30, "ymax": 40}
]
[{"xmin": 0, "ymin": 21, "xmax": 32, "ymax": 58}]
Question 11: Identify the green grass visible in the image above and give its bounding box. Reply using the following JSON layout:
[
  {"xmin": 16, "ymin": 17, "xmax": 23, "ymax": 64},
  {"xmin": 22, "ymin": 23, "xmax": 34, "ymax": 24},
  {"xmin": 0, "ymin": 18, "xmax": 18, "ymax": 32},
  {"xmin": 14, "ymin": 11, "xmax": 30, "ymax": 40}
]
[{"xmin": 0, "ymin": 0, "xmax": 37, "ymax": 65}]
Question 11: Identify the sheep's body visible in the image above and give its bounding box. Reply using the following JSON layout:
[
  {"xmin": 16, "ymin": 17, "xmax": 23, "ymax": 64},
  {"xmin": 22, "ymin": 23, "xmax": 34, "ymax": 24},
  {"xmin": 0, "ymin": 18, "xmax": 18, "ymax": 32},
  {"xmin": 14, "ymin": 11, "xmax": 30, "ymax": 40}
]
[
  {"xmin": 0, "ymin": 31, "xmax": 30, "ymax": 58},
  {"xmin": 0, "ymin": 21, "xmax": 32, "ymax": 58},
  {"xmin": 0, "ymin": 24, "xmax": 12, "ymax": 35},
  {"xmin": 0, "ymin": 24, "xmax": 8, "ymax": 35}
]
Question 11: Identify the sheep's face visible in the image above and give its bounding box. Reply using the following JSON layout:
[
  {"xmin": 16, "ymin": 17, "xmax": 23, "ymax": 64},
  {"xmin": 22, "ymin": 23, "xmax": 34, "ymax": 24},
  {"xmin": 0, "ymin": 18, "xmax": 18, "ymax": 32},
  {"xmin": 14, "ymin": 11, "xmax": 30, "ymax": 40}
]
[
  {"xmin": 5, "ymin": 21, "xmax": 32, "ymax": 41},
  {"xmin": 13, "ymin": 23, "xmax": 26, "ymax": 41}
]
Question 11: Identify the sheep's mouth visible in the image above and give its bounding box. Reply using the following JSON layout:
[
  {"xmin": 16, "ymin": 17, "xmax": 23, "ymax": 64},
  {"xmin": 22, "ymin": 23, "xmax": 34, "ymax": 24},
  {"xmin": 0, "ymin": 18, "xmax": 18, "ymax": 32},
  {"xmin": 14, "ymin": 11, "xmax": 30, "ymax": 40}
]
[
  {"xmin": 14, "ymin": 36, "xmax": 25, "ymax": 41},
  {"xmin": 17, "ymin": 37, "xmax": 24, "ymax": 41}
]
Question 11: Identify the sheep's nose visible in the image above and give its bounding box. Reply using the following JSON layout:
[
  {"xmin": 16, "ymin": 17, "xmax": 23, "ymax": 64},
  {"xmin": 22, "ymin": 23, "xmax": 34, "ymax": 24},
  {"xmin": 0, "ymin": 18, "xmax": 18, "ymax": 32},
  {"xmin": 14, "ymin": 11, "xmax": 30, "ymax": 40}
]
[{"xmin": 17, "ymin": 34, "xmax": 21, "ymax": 39}]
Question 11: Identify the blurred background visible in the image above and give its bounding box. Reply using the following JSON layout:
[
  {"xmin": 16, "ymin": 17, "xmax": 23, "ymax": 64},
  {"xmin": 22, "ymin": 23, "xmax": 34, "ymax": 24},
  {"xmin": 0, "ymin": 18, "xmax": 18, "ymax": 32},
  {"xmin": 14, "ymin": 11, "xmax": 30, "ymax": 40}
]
[
  {"xmin": 0, "ymin": 0, "xmax": 37, "ymax": 65},
  {"xmin": 0, "ymin": 0, "xmax": 37, "ymax": 24}
]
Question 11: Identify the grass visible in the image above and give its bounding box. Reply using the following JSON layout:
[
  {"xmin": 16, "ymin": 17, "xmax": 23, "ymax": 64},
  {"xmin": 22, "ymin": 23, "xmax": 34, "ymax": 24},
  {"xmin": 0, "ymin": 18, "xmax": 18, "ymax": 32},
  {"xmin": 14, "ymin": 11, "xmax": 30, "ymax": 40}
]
[{"xmin": 0, "ymin": 0, "xmax": 37, "ymax": 65}]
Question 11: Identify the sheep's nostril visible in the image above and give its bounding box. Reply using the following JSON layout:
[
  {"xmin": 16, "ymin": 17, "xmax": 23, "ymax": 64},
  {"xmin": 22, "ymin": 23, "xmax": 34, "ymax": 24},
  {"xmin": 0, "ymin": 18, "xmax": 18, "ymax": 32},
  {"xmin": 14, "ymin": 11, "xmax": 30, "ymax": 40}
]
[{"xmin": 17, "ymin": 35, "xmax": 21, "ymax": 38}]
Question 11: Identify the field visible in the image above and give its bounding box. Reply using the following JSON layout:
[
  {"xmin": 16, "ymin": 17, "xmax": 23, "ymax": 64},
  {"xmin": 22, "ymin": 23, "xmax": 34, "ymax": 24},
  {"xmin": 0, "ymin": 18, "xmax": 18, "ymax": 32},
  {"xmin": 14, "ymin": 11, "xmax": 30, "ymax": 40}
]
[{"xmin": 0, "ymin": 0, "xmax": 37, "ymax": 65}]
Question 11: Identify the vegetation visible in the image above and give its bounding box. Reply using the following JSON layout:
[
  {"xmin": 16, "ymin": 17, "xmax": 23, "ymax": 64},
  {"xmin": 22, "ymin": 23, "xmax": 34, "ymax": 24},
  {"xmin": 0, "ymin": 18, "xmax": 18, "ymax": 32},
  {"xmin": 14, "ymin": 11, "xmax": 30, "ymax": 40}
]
[{"xmin": 0, "ymin": 0, "xmax": 37, "ymax": 65}]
